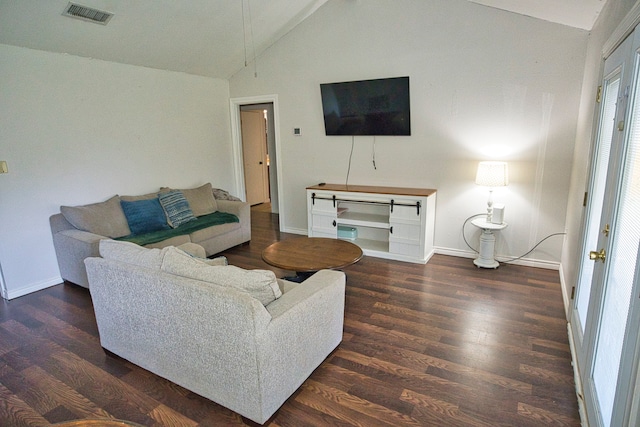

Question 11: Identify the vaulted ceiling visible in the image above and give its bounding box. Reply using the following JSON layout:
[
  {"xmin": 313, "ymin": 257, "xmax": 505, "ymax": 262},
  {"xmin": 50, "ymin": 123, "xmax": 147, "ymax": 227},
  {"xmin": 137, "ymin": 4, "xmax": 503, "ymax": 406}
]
[
  {"xmin": 0, "ymin": 0, "xmax": 607, "ymax": 80},
  {"xmin": 467, "ymin": 0, "xmax": 606, "ymax": 32}
]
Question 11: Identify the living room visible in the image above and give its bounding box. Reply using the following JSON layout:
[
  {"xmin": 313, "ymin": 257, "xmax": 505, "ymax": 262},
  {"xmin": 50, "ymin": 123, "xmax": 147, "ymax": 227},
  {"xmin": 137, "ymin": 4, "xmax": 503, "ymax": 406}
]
[
  {"xmin": 0, "ymin": 0, "xmax": 600, "ymax": 302},
  {"xmin": 0, "ymin": 0, "xmax": 638, "ymax": 424},
  {"xmin": 231, "ymin": 0, "xmax": 586, "ymax": 278}
]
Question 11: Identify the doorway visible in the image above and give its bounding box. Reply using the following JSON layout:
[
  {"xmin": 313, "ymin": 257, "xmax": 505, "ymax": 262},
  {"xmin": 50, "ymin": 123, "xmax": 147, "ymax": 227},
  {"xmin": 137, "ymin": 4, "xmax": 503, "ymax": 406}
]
[
  {"xmin": 570, "ymin": 27, "xmax": 640, "ymax": 427},
  {"xmin": 230, "ymin": 95, "xmax": 284, "ymax": 231},
  {"xmin": 240, "ymin": 108, "xmax": 270, "ymax": 206}
]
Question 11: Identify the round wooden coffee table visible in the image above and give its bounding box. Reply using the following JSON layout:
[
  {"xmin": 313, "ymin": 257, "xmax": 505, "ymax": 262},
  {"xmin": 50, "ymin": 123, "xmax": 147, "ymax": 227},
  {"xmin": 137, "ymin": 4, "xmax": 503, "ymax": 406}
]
[{"xmin": 262, "ymin": 237, "xmax": 363, "ymax": 281}]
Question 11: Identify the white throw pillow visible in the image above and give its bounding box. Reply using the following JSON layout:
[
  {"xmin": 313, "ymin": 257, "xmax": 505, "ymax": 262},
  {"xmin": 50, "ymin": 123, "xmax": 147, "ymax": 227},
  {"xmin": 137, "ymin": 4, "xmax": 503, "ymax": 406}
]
[
  {"xmin": 203, "ymin": 256, "xmax": 228, "ymax": 266},
  {"xmin": 99, "ymin": 239, "xmax": 165, "ymax": 269},
  {"xmin": 160, "ymin": 246, "xmax": 281, "ymax": 305}
]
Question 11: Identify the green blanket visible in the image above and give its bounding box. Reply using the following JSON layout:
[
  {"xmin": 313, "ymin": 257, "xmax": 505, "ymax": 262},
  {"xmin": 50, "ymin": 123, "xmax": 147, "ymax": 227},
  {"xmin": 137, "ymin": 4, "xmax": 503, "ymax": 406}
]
[{"xmin": 116, "ymin": 211, "xmax": 239, "ymax": 246}]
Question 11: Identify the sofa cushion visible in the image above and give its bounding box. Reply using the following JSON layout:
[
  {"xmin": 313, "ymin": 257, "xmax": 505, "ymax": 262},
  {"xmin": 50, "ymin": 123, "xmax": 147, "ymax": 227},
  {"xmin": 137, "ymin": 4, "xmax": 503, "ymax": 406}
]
[
  {"xmin": 277, "ymin": 278, "xmax": 299, "ymax": 294},
  {"xmin": 61, "ymin": 195, "xmax": 131, "ymax": 238},
  {"xmin": 161, "ymin": 183, "xmax": 218, "ymax": 217},
  {"xmin": 99, "ymin": 239, "xmax": 165, "ymax": 269},
  {"xmin": 158, "ymin": 190, "xmax": 197, "ymax": 228},
  {"xmin": 161, "ymin": 246, "xmax": 282, "ymax": 306},
  {"xmin": 120, "ymin": 198, "xmax": 170, "ymax": 235},
  {"xmin": 189, "ymin": 221, "xmax": 241, "ymax": 242},
  {"xmin": 183, "ymin": 183, "xmax": 218, "ymax": 216},
  {"xmin": 175, "ymin": 243, "xmax": 227, "ymax": 264},
  {"xmin": 176, "ymin": 242, "xmax": 206, "ymax": 258}
]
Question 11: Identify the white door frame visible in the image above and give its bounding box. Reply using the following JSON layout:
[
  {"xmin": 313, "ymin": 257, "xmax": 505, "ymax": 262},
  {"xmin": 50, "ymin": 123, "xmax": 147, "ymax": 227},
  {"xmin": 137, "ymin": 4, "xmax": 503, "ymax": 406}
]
[
  {"xmin": 230, "ymin": 94, "xmax": 284, "ymax": 231},
  {"xmin": 0, "ymin": 261, "xmax": 7, "ymax": 300}
]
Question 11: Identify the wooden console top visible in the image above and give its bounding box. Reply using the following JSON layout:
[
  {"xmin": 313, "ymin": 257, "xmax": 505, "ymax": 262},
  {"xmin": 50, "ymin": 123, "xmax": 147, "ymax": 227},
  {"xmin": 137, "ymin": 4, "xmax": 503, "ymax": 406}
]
[{"xmin": 306, "ymin": 183, "xmax": 436, "ymax": 197}]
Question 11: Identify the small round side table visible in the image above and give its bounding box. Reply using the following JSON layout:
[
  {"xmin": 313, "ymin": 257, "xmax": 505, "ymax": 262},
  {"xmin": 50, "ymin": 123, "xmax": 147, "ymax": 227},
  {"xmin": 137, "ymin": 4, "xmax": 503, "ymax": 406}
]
[{"xmin": 471, "ymin": 218, "xmax": 508, "ymax": 269}]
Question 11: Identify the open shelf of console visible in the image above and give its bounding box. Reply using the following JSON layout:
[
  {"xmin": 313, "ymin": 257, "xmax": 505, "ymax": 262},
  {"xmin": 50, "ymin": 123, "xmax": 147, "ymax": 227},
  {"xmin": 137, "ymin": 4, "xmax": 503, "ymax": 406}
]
[{"xmin": 338, "ymin": 210, "xmax": 390, "ymax": 229}]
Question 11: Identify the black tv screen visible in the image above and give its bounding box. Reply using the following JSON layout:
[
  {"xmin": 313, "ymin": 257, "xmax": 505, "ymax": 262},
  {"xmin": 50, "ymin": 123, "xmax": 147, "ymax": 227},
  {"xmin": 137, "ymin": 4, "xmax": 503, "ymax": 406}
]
[{"xmin": 320, "ymin": 76, "xmax": 410, "ymax": 136}]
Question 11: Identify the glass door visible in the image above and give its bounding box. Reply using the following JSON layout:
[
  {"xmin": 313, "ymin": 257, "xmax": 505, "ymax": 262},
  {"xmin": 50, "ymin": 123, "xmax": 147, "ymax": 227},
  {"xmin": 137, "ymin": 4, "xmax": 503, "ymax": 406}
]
[
  {"xmin": 573, "ymin": 29, "xmax": 640, "ymax": 427},
  {"xmin": 572, "ymin": 31, "xmax": 631, "ymax": 377}
]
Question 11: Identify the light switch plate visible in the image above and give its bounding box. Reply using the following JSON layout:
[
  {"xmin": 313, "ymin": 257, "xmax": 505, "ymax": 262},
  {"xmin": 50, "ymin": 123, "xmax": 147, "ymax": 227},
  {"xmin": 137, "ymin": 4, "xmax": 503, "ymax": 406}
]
[{"xmin": 0, "ymin": 161, "xmax": 7, "ymax": 174}]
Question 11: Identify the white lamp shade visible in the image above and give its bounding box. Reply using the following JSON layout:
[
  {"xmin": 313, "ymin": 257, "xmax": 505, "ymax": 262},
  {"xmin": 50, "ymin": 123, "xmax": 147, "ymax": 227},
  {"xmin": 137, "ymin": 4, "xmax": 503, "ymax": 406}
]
[{"xmin": 475, "ymin": 161, "xmax": 509, "ymax": 187}]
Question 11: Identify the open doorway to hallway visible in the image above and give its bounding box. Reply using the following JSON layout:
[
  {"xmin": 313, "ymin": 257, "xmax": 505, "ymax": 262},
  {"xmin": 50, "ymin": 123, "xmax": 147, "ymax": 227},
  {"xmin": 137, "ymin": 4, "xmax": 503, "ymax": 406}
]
[
  {"xmin": 239, "ymin": 103, "xmax": 279, "ymax": 213},
  {"xmin": 251, "ymin": 202, "xmax": 272, "ymax": 213},
  {"xmin": 231, "ymin": 94, "xmax": 284, "ymax": 233},
  {"xmin": 240, "ymin": 107, "xmax": 270, "ymax": 206},
  {"xmin": 230, "ymin": 94, "xmax": 286, "ymax": 237}
]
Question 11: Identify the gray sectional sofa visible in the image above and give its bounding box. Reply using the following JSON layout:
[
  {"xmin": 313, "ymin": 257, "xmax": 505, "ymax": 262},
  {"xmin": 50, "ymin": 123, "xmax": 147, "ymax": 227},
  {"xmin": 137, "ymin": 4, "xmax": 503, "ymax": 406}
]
[
  {"xmin": 85, "ymin": 240, "xmax": 346, "ymax": 424},
  {"xmin": 50, "ymin": 183, "xmax": 250, "ymax": 288}
]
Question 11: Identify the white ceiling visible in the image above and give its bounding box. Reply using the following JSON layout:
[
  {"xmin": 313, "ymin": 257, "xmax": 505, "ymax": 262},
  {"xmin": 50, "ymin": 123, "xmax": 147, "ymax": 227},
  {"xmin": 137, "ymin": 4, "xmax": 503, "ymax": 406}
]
[
  {"xmin": 0, "ymin": 0, "xmax": 607, "ymax": 80},
  {"xmin": 467, "ymin": 0, "xmax": 607, "ymax": 31},
  {"xmin": 0, "ymin": 0, "xmax": 329, "ymax": 79}
]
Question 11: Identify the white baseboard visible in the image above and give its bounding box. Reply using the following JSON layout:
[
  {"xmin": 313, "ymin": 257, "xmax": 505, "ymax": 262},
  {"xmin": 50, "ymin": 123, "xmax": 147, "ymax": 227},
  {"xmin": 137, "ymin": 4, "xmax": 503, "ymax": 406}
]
[
  {"xmin": 283, "ymin": 227, "xmax": 308, "ymax": 236},
  {"xmin": 6, "ymin": 276, "xmax": 61, "ymax": 300},
  {"xmin": 434, "ymin": 246, "xmax": 476, "ymax": 259},
  {"xmin": 433, "ymin": 246, "xmax": 560, "ymax": 270},
  {"xmin": 567, "ymin": 323, "xmax": 589, "ymax": 426},
  {"xmin": 558, "ymin": 263, "xmax": 572, "ymax": 319}
]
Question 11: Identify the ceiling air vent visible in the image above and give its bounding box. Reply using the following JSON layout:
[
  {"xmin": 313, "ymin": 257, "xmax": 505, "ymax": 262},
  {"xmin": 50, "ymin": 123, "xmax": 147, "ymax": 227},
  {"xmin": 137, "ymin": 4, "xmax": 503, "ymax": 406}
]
[{"xmin": 62, "ymin": 2, "xmax": 113, "ymax": 25}]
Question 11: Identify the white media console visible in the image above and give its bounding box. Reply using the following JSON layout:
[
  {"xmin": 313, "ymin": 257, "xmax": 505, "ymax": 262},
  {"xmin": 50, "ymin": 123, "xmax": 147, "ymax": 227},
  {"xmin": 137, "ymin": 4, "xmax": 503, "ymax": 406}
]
[{"xmin": 306, "ymin": 184, "xmax": 437, "ymax": 264}]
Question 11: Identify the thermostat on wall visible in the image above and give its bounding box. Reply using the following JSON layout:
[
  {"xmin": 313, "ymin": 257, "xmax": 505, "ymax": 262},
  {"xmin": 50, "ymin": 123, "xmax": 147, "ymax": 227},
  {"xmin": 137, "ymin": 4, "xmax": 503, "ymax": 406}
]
[{"xmin": 293, "ymin": 127, "xmax": 302, "ymax": 136}]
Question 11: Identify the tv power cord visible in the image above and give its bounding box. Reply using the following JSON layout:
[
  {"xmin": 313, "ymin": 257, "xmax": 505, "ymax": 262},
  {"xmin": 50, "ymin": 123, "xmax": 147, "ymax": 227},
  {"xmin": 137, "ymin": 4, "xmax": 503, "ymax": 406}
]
[
  {"xmin": 345, "ymin": 136, "xmax": 355, "ymax": 186},
  {"xmin": 462, "ymin": 213, "xmax": 567, "ymax": 265}
]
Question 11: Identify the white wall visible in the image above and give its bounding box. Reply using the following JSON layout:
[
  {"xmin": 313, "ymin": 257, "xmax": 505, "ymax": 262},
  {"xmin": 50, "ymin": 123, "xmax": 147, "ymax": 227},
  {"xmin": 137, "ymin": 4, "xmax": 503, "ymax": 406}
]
[
  {"xmin": 0, "ymin": 44, "xmax": 235, "ymax": 299},
  {"xmin": 229, "ymin": 0, "xmax": 589, "ymax": 267}
]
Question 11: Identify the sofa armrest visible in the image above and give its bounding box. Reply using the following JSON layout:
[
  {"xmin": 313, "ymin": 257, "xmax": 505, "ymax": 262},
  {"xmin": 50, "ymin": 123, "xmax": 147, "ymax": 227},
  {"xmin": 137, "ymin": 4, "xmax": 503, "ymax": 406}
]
[
  {"xmin": 52, "ymin": 228, "xmax": 106, "ymax": 288},
  {"xmin": 50, "ymin": 213, "xmax": 75, "ymax": 234},
  {"xmin": 216, "ymin": 199, "xmax": 249, "ymax": 220},
  {"xmin": 216, "ymin": 199, "xmax": 251, "ymax": 242},
  {"xmin": 265, "ymin": 270, "xmax": 345, "ymax": 318},
  {"xmin": 257, "ymin": 269, "xmax": 345, "ymax": 419}
]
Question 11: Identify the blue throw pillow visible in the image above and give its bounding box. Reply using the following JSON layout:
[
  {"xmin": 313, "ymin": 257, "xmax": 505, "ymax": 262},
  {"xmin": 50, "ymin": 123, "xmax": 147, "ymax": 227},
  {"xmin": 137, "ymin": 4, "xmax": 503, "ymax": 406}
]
[
  {"xmin": 158, "ymin": 190, "xmax": 197, "ymax": 228},
  {"xmin": 120, "ymin": 198, "xmax": 170, "ymax": 235}
]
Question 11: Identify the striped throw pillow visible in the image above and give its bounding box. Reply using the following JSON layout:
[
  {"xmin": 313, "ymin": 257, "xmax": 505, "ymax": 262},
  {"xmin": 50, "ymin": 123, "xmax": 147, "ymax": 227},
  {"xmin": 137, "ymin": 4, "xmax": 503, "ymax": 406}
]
[{"xmin": 158, "ymin": 190, "xmax": 197, "ymax": 228}]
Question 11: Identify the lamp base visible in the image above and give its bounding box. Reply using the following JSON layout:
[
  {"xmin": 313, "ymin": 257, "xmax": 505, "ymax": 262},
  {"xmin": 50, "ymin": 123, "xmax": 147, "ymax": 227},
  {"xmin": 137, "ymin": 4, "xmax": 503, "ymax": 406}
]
[
  {"xmin": 474, "ymin": 257, "xmax": 500, "ymax": 269},
  {"xmin": 472, "ymin": 224, "xmax": 503, "ymax": 269}
]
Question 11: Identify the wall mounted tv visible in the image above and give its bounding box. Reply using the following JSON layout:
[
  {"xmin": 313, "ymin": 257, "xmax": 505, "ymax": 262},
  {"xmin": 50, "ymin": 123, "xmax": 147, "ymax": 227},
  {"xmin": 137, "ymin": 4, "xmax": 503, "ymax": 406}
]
[{"xmin": 320, "ymin": 76, "xmax": 410, "ymax": 136}]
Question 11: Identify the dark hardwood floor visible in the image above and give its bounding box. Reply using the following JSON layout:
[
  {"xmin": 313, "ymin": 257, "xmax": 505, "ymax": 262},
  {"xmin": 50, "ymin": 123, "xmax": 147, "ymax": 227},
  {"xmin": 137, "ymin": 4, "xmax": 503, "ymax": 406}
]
[{"xmin": 0, "ymin": 207, "xmax": 581, "ymax": 426}]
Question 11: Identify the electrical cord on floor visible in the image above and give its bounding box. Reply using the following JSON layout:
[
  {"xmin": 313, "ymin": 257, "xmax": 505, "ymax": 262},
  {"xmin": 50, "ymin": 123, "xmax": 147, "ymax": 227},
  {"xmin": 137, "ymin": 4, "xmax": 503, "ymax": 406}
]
[
  {"xmin": 499, "ymin": 232, "xmax": 566, "ymax": 264},
  {"xmin": 462, "ymin": 213, "xmax": 567, "ymax": 264}
]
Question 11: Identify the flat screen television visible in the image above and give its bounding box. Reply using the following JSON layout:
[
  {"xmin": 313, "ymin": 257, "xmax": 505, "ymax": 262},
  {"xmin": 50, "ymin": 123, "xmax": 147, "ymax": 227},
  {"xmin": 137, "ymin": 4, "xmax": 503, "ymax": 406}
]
[{"xmin": 320, "ymin": 76, "xmax": 410, "ymax": 136}]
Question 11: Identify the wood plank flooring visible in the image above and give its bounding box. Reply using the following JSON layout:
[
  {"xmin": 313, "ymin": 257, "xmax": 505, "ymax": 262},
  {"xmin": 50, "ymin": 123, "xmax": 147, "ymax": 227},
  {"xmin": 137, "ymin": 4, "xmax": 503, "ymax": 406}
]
[{"xmin": 0, "ymin": 207, "xmax": 580, "ymax": 426}]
